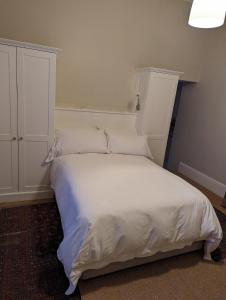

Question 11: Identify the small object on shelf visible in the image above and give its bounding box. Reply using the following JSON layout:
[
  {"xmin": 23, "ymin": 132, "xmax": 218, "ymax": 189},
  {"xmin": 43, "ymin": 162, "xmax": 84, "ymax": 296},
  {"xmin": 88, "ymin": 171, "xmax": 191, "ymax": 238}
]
[{"xmin": 136, "ymin": 94, "xmax": 140, "ymax": 111}]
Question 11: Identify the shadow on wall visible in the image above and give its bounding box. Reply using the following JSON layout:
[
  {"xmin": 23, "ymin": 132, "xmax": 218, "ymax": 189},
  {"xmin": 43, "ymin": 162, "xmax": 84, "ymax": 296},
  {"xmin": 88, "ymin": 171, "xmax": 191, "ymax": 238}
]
[{"xmin": 164, "ymin": 81, "xmax": 195, "ymax": 172}]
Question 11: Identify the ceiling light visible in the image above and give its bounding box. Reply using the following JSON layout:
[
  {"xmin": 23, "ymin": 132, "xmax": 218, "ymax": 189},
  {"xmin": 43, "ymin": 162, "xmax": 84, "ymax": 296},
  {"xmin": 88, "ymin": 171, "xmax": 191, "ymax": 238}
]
[{"xmin": 189, "ymin": 0, "xmax": 226, "ymax": 28}]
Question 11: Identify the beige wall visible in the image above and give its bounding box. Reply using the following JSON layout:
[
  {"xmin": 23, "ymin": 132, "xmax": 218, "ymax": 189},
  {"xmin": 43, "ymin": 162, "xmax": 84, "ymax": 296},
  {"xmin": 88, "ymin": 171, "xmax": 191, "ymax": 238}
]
[
  {"xmin": 168, "ymin": 27, "xmax": 226, "ymax": 185},
  {"xmin": 0, "ymin": 0, "xmax": 210, "ymax": 111},
  {"xmin": 0, "ymin": 0, "xmax": 224, "ymax": 185}
]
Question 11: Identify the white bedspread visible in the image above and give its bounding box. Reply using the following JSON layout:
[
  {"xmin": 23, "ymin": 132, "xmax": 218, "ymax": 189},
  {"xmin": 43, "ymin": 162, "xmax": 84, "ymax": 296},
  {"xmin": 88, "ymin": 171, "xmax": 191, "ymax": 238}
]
[{"xmin": 51, "ymin": 154, "xmax": 222, "ymax": 295}]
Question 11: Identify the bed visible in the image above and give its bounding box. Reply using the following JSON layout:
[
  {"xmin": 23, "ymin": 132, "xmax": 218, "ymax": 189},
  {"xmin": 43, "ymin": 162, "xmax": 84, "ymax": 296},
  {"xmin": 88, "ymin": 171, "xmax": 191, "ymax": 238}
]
[{"xmin": 50, "ymin": 150, "xmax": 222, "ymax": 295}]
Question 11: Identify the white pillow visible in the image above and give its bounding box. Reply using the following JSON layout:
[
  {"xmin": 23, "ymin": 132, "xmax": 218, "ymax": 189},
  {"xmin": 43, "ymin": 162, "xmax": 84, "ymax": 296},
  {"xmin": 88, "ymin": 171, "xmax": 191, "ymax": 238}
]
[
  {"xmin": 107, "ymin": 132, "xmax": 153, "ymax": 159},
  {"xmin": 45, "ymin": 127, "xmax": 108, "ymax": 162}
]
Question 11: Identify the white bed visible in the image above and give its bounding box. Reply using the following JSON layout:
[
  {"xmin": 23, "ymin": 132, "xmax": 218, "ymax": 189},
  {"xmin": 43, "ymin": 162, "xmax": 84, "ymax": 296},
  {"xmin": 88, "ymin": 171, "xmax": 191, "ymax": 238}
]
[{"xmin": 51, "ymin": 153, "xmax": 222, "ymax": 295}]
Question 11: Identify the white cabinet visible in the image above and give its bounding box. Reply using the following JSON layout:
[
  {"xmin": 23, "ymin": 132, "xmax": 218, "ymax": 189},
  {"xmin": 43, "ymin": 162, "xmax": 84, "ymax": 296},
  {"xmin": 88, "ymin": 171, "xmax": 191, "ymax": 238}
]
[
  {"xmin": 136, "ymin": 68, "xmax": 182, "ymax": 166},
  {"xmin": 0, "ymin": 44, "xmax": 18, "ymax": 194},
  {"xmin": 0, "ymin": 39, "xmax": 58, "ymax": 200}
]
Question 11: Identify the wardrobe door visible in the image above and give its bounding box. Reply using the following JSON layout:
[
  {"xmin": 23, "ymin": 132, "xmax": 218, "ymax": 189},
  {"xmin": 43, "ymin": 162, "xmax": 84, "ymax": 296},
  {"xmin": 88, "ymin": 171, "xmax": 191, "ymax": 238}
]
[
  {"xmin": 17, "ymin": 48, "xmax": 55, "ymax": 192},
  {"xmin": 0, "ymin": 44, "xmax": 18, "ymax": 194}
]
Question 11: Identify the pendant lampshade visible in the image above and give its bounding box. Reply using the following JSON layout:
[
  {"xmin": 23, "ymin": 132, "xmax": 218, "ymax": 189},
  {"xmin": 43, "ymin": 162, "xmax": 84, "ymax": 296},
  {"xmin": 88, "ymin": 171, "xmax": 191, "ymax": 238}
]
[{"xmin": 189, "ymin": 0, "xmax": 226, "ymax": 28}]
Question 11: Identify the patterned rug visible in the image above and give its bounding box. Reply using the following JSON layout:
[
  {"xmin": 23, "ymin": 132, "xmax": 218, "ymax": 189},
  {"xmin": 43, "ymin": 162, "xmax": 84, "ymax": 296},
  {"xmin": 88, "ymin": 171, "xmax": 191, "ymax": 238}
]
[
  {"xmin": 0, "ymin": 203, "xmax": 80, "ymax": 300},
  {"xmin": 0, "ymin": 202, "xmax": 225, "ymax": 299}
]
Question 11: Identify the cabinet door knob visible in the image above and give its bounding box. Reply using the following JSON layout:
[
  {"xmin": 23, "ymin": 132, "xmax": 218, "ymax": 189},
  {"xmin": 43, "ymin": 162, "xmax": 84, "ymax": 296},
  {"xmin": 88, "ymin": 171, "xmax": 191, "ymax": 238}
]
[
  {"xmin": 18, "ymin": 137, "xmax": 23, "ymax": 141},
  {"xmin": 12, "ymin": 137, "xmax": 17, "ymax": 141}
]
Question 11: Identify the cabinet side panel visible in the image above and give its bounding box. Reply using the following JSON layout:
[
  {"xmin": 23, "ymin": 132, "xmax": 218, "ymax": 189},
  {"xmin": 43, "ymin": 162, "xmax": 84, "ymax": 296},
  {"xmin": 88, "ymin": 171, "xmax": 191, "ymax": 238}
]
[
  {"xmin": 136, "ymin": 71, "xmax": 179, "ymax": 166},
  {"xmin": 143, "ymin": 73, "xmax": 179, "ymax": 136}
]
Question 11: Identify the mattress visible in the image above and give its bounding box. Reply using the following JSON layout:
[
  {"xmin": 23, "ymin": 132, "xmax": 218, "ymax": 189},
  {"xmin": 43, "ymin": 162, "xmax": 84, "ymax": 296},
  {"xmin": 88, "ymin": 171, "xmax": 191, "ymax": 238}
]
[{"xmin": 51, "ymin": 153, "xmax": 222, "ymax": 295}]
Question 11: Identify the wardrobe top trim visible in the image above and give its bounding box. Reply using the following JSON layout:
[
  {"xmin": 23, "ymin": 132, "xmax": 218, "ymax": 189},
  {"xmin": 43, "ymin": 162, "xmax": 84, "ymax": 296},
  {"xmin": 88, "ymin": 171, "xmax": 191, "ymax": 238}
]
[
  {"xmin": 136, "ymin": 67, "xmax": 183, "ymax": 76},
  {"xmin": 0, "ymin": 38, "xmax": 60, "ymax": 54}
]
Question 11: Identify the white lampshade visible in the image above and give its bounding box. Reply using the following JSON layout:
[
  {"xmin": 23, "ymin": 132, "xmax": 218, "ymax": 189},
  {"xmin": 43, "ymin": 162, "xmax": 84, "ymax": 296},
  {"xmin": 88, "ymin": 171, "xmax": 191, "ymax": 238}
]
[{"xmin": 189, "ymin": 0, "xmax": 226, "ymax": 28}]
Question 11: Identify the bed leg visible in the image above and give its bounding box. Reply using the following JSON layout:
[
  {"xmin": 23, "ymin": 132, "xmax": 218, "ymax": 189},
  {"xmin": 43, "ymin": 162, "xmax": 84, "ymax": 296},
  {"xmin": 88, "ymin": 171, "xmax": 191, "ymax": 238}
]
[
  {"xmin": 203, "ymin": 240, "xmax": 221, "ymax": 262},
  {"xmin": 211, "ymin": 248, "xmax": 222, "ymax": 262}
]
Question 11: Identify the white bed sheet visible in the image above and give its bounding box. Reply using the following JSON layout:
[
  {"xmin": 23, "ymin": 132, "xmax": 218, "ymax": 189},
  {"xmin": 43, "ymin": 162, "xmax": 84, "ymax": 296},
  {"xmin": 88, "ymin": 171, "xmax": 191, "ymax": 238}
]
[{"xmin": 51, "ymin": 153, "xmax": 222, "ymax": 295}]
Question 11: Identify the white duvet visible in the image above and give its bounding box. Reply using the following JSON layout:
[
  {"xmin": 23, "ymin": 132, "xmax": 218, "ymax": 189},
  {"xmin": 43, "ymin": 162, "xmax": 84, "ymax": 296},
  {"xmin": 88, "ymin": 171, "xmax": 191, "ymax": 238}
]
[{"xmin": 51, "ymin": 154, "xmax": 222, "ymax": 295}]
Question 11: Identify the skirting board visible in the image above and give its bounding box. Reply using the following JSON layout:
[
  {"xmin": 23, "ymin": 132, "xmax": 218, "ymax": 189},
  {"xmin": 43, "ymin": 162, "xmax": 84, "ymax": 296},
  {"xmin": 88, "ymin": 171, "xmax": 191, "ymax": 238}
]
[
  {"xmin": 178, "ymin": 162, "xmax": 226, "ymax": 198},
  {"xmin": 0, "ymin": 190, "xmax": 54, "ymax": 203}
]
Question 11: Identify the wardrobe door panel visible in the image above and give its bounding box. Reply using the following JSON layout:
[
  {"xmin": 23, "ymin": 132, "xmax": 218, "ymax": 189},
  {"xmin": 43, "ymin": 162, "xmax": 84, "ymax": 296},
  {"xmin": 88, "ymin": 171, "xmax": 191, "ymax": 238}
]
[
  {"xmin": 0, "ymin": 45, "xmax": 18, "ymax": 193},
  {"xmin": 17, "ymin": 48, "xmax": 55, "ymax": 192},
  {"xmin": 20, "ymin": 141, "xmax": 50, "ymax": 190}
]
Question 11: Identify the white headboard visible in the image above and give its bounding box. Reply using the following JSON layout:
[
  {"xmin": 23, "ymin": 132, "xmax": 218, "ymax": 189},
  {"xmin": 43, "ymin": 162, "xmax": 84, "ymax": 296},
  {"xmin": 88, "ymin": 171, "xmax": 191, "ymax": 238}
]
[{"xmin": 55, "ymin": 107, "xmax": 137, "ymax": 132}]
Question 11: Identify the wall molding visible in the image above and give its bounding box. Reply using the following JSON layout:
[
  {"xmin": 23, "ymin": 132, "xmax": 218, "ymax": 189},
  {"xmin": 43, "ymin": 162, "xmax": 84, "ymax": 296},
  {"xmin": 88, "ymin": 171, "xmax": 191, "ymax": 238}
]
[{"xmin": 178, "ymin": 162, "xmax": 226, "ymax": 198}]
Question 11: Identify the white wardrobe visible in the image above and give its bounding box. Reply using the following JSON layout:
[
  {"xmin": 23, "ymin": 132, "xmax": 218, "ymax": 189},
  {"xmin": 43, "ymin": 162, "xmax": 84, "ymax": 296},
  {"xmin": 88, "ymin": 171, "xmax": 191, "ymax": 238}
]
[
  {"xmin": 0, "ymin": 39, "xmax": 58, "ymax": 200},
  {"xmin": 136, "ymin": 68, "xmax": 182, "ymax": 166}
]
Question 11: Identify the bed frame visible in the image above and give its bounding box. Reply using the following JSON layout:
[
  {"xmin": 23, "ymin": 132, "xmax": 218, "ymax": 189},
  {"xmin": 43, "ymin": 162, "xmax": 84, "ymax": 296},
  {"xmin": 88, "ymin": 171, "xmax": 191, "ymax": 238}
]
[
  {"xmin": 81, "ymin": 242, "xmax": 203, "ymax": 279},
  {"xmin": 55, "ymin": 107, "xmax": 204, "ymax": 280}
]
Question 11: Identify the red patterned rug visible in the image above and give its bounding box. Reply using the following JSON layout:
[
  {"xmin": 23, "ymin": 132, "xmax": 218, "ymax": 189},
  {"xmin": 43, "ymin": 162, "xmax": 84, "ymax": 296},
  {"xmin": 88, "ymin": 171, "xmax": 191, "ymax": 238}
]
[
  {"xmin": 0, "ymin": 203, "xmax": 80, "ymax": 299},
  {"xmin": 0, "ymin": 202, "xmax": 225, "ymax": 299}
]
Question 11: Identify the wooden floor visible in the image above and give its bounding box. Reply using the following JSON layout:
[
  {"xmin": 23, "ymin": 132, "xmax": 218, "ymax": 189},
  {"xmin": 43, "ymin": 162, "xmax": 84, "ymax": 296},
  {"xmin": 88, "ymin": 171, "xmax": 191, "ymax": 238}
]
[
  {"xmin": 0, "ymin": 173, "xmax": 225, "ymax": 216},
  {"xmin": 177, "ymin": 173, "xmax": 226, "ymax": 215}
]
